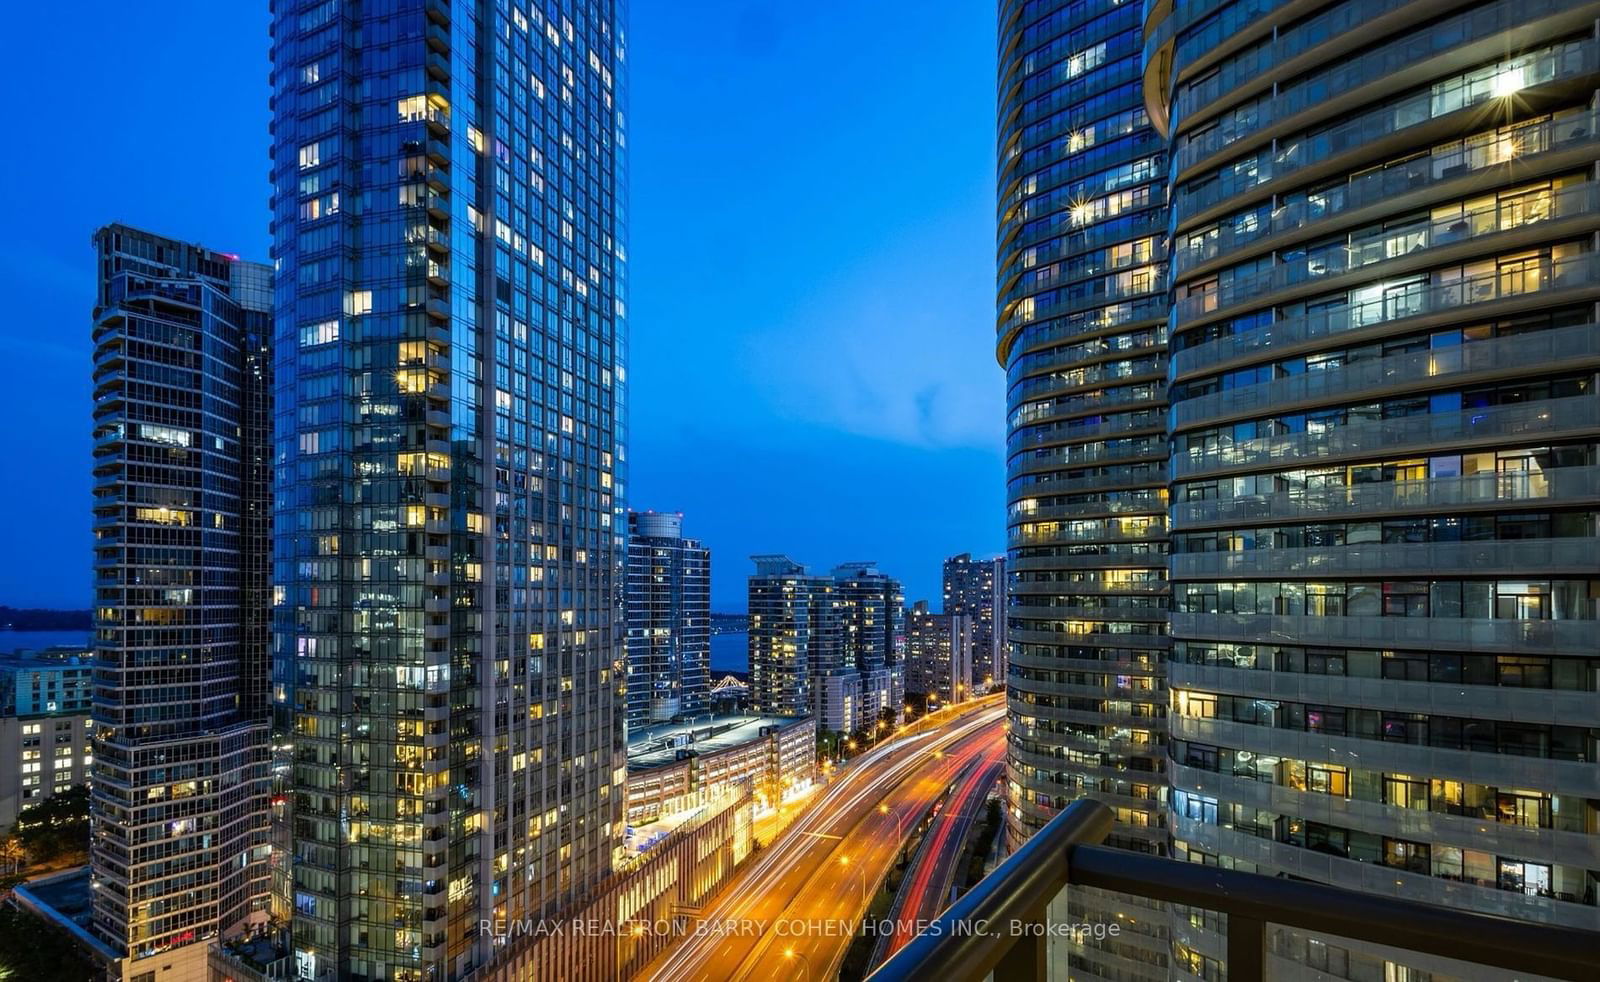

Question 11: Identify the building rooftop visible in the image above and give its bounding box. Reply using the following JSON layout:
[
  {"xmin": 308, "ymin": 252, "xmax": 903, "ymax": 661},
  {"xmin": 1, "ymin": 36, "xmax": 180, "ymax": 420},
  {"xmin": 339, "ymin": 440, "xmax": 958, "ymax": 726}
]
[
  {"xmin": 0, "ymin": 646, "xmax": 91, "ymax": 666},
  {"xmin": 627, "ymin": 713, "xmax": 810, "ymax": 771},
  {"xmin": 12, "ymin": 867, "xmax": 120, "ymax": 963}
]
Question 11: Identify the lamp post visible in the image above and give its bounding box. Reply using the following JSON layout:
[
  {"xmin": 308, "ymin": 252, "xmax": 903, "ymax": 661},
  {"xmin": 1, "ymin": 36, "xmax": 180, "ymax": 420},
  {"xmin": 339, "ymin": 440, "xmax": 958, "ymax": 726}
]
[
  {"xmin": 784, "ymin": 947, "xmax": 813, "ymax": 981},
  {"xmin": 879, "ymin": 802, "xmax": 903, "ymax": 839}
]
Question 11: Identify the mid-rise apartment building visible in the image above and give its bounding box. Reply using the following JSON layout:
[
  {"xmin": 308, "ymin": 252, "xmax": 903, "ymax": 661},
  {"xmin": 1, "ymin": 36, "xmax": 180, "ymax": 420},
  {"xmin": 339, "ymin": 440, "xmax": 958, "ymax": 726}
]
[{"xmin": 0, "ymin": 649, "xmax": 93, "ymax": 830}]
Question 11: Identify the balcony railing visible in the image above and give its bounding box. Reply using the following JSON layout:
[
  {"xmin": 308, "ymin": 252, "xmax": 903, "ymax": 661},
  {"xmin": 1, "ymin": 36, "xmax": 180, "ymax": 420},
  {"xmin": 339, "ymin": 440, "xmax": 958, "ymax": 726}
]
[{"xmin": 867, "ymin": 799, "xmax": 1599, "ymax": 982}]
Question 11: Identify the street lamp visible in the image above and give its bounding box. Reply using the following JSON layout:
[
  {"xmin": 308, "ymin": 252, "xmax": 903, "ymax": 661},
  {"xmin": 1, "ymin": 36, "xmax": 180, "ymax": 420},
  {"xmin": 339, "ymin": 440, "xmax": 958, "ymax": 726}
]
[
  {"xmin": 879, "ymin": 801, "xmax": 903, "ymax": 839},
  {"xmin": 784, "ymin": 947, "xmax": 813, "ymax": 981}
]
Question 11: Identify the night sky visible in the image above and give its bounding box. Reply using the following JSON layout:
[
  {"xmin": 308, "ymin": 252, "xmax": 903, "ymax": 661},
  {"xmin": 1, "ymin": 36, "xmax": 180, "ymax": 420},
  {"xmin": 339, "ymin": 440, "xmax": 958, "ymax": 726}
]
[{"xmin": 0, "ymin": 1, "xmax": 1003, "ymax": 611}]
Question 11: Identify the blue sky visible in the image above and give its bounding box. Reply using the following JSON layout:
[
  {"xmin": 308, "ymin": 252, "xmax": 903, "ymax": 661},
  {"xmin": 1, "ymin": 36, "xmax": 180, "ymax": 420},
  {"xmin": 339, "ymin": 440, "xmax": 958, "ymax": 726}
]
[{"xmin": 0, "ymin": 1, "xmax": 1002, "ymax": 611}]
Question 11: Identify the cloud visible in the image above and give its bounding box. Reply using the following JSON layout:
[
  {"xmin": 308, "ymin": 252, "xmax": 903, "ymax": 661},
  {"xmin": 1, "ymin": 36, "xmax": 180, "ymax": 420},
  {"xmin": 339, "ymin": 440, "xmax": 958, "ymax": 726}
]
[{"xmin": 747, "ymin": 214, "xmax": 1005, "ymax": 451}]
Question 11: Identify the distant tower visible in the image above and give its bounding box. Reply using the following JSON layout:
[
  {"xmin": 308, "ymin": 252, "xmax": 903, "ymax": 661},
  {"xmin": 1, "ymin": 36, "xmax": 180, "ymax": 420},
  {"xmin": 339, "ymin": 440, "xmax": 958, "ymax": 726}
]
[
  {"xmin": 942, "ymin": 553, "xmax": 1005, "ymax": 686},
  {"xmin": 905, "ymin": 601, "xmax": 972, "ymax": 705},
  {"xmin": 626, "ymin": 512, "xmax": 711, "ymax": 725},
  {"xmin": 747, "ymin": 557, "xmax": 856, "ymax": 731},
  {"xmin": 831, "ymin": 563, "xmax": 906, "ymax": 725},
  {"xmin": 89, "ymin": 224, "xmax": 273, "ymax": 979}
]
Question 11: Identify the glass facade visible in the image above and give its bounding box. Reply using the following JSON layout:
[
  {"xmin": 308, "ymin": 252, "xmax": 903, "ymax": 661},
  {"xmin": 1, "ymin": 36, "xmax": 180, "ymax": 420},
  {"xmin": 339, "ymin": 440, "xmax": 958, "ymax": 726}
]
[
  {"xmin": 998, "ymin": 0, "xmax": 1171, "ymax": 853},
  {"xmin": 905, "ymin": 601, "xmax": 973, "ymax": 705},
  {"xmin": 747, "ymin": 556, "xmax": 841, "ymax": 726},
  {"xmin": 942, "ymin": 552, "xmax": 1006, "ymax": 686},
  {"xmin": 831, "ymin": 563, "xmax": 906, "ymax": 728},
  {"xmin": 1145, "ymin": 0, "xmax": 1600, "ymax": 972},
  {"xmin": 999, "ymin": 0, "xmax": 1173, "ymax": 975},
  {"xmin": 625, "ymin": 511, "xmax": 710, "ymax": 726},
  {"xmin": 89, "ymin": 224, "xmax": 273, "ymax": 967},
  {"xmin": 268, "ymin": 1, "xmax": 628, "ymax": 979}
]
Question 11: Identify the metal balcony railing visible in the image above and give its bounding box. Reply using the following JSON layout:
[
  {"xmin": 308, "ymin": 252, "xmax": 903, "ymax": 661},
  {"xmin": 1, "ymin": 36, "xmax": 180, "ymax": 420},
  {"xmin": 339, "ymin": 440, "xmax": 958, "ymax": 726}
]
[{"xmin": 866, "ymin": 799, "xmax": 1599, "ymax": 982}]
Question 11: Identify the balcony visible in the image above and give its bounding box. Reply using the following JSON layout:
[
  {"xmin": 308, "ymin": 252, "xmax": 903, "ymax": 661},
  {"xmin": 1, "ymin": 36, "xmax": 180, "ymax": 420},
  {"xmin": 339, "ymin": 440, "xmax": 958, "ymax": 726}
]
[
  {"xmin": 1170, "ymin": 537, "xmax": 1600, "ymax": 579},
  {"xmin": 1174, "ymin": 182, "xmax": 1600, "ymax": 328},
  {"xmin": 1173, "ymin": 394, "xmax": 1600, "ymax": 479},
  {"xmin": 1169, "ymin": 610, "xmax": 1598, "ymax": 656},
  {"xmin": 427, "ymin": 51, "xmax": 450, "ymax": 82},
  {"xmin": 1174, "ymin": 109, "xmax": 1600, "ymax": 277},
  {"xmin": 867, "ymin": 800, "xmax": 1597, "ymax": 982},
  {"xmin": 1173, "ymin": 464, "xmax": 1600, "ymax": 529},
  {"xmin": 425, "ymin": 22, "xmax": 450, "ymax": 53},
  {"xmin": 1172, "ymin": 321, "xmax": 1600, "ymax": 432}
]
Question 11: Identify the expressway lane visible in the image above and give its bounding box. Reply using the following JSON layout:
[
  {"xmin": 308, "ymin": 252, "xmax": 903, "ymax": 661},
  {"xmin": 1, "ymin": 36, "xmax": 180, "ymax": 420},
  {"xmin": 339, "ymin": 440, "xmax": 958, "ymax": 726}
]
[
  {"xmin": 638, "ymin": 697, "xmax": 1005, "ymax": 982},
  {"xmin": 873, "ymin": 732, "xmax": 1006, "ymax": 966}
]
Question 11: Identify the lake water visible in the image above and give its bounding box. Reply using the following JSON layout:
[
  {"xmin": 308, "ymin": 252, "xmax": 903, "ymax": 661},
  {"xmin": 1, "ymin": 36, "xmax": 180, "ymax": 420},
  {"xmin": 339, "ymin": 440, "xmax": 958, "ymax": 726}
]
[
  {"xmin": 710, "ymin": 632, "xmax": 747, "ymax": 674},
  {"xmin": 0, "ymin": 630, "xmax": 92, "ymax": 654}
]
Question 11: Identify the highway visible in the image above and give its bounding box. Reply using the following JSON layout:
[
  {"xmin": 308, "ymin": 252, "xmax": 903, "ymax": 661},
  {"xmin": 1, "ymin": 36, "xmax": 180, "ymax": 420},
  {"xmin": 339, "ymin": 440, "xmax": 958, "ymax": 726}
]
[
  {"xmin": 639, "ymin": 696, "xmax": 1006, "ymax": 982},
  {"xmin": 870, "ymin": 732, "xmax": 1006, "ymax": 967}
]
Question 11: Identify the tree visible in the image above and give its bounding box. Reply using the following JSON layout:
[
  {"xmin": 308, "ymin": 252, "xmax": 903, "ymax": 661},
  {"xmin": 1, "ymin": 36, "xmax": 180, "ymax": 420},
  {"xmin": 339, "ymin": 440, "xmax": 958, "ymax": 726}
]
[
  {"xmin": 13, "ymin": 786, "xmax": 90, "ymax": 865},
  {"xmin": 0, "ymin": 834, "xmax": 24, "ymax": 874}
]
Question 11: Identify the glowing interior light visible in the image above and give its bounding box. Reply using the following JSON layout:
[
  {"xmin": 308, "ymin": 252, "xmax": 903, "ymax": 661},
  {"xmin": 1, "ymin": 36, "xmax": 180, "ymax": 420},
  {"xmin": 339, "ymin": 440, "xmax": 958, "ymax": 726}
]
[{"xmin": 1491, "ymin": 66, "xmax": 1526, "ymax": 98}]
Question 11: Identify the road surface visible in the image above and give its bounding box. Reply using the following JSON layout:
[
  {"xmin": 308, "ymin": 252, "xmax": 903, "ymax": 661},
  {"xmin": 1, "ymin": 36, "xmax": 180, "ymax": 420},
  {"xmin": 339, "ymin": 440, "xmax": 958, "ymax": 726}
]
[{"xmin": 639, "ymin": 697, "xmax": 1006, "ymax": 982}]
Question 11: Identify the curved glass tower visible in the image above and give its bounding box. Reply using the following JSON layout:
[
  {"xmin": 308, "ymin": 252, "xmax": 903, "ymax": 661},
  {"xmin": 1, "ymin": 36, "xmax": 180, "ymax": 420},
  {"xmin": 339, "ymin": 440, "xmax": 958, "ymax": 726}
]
[
  {"xmin": 998, "ymin": 0, "xmax": 1171, "ymax": 848},
  {"xmin": 999, "ymin": 0, "xmax": 1172, "ymax": 975},
  {"xmin": 1146, "ymin": 0, "xmax": 1600, "ymax": 974}
]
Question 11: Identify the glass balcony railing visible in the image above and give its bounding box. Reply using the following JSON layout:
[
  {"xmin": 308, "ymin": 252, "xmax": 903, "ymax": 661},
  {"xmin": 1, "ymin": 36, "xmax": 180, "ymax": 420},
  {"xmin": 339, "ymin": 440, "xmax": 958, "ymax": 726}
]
[
  {"xmin": 1169, "ymin": 610, "xmax": 1598, "ymax": 655},
  {"xmin": 1172, "ymin": 464, "xmax": 1600, "ymax": 529},
  {"xmin": 1171, "ymin": 320, "xmax": 1600, "ymax": 430},
  {"xmin": 1008, "ymin": 442, "xmax": 1165, "ymax": 480},
  {"xmin": 1008, "ymin": 356, "xmax": 1165, "ymax": 405},
  {"xmin": 1008, "ymin": 410, "xmax": 1165, "ymax": 454},
  {"xmin": 1175, "ymin": 394, "xmax": 1599, "ymax": 477},
  {"xmin": 1174, "ymin": 182, "xmax": 1600, "ymax": 325},
  {"xmin": 866, "ymin": 799, "xmax": 1598, "ymax": 982},
  {"xmin": 1001, "ymin": 295, "xmax": 1167, "ymax": 362},
  {"xmin": 1009, "ymin": 522, "xmax": 1166, "ymax": 546},
  {"xmin": 1172, "ymin": 0, "xmax": 1579, "ymax": 175},
  {"xmin": 1171, "ymin": 251, "xmax": 1600, "ymax": 379},
  {"xmin": 1011, "ymin": 550, "xmax": 1168, "ymax": 572},
  {"xmin": 1009, "ymin": 494, "xmax": 1168, "ymax": 523},
  {"xmin": 1174, "ymin": 109, "xmax": 1599, "ymax": 276},
  {"xmin": 1173, "ymin": 41, "xmax": 1596, "ymax": 223},
  {"xmin": 1169, "ymin": 537, "xmax": 1600, "ymax": 578}
]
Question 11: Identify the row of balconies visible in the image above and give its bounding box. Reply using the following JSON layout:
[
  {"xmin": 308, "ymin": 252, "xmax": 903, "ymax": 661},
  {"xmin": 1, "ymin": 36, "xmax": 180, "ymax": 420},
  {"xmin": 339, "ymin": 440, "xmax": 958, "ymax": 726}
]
[
  {"xmin": 1173, "ymin": 182, "xmax": 1600, "ymax": 327},
  {"xmin": 1172, "ymin": 321, "xmax": 1600, "ymax": 432},
  {"xmin": 1170, "ymin": 536, "xmax": 1600, "ymax": 579},
  {"xmin": 1170, "ymin": 0, "xmax": 1582, "ymax": 178},
  {"xmin": 1171, "ymin": 41, "xmax": 1598, "ymax": 226},
  {"xmin": 1170, "ymin": 662, "xmax": 1600, "ymax": 729},
  {"xmin": 1173, "ymin": 251, "xmax": 1600, "ymax": 378},
  {"xmin": 1169, "ymin": 814, "xmax": 1600, "ymax": 930},
  {"xmin": 1174, "ymin": 108, "xmax": 1600, "ymax": 277},
  {"xmin": 1170, "ymin": 610, "xmax": 1598, "ymax": 656},
  {"xmin": 1173, "ymin": 393, "xmax": 1600, "ymax": 479},
  {"xmin": 1173, "ymin": 465, "xmax": 1600, "ymax": 529}
]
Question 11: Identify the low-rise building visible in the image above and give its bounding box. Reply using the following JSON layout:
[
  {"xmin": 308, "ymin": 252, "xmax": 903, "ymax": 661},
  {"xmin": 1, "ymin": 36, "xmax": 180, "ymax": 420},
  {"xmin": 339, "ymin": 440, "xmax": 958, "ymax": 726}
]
[
  {"xmin": 625, "ymin": 714, "xmax": 816, "ymax": 828},
  {"xmin": 0, "ymin": 648, "xmax": 93, "ymax": 830}
]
